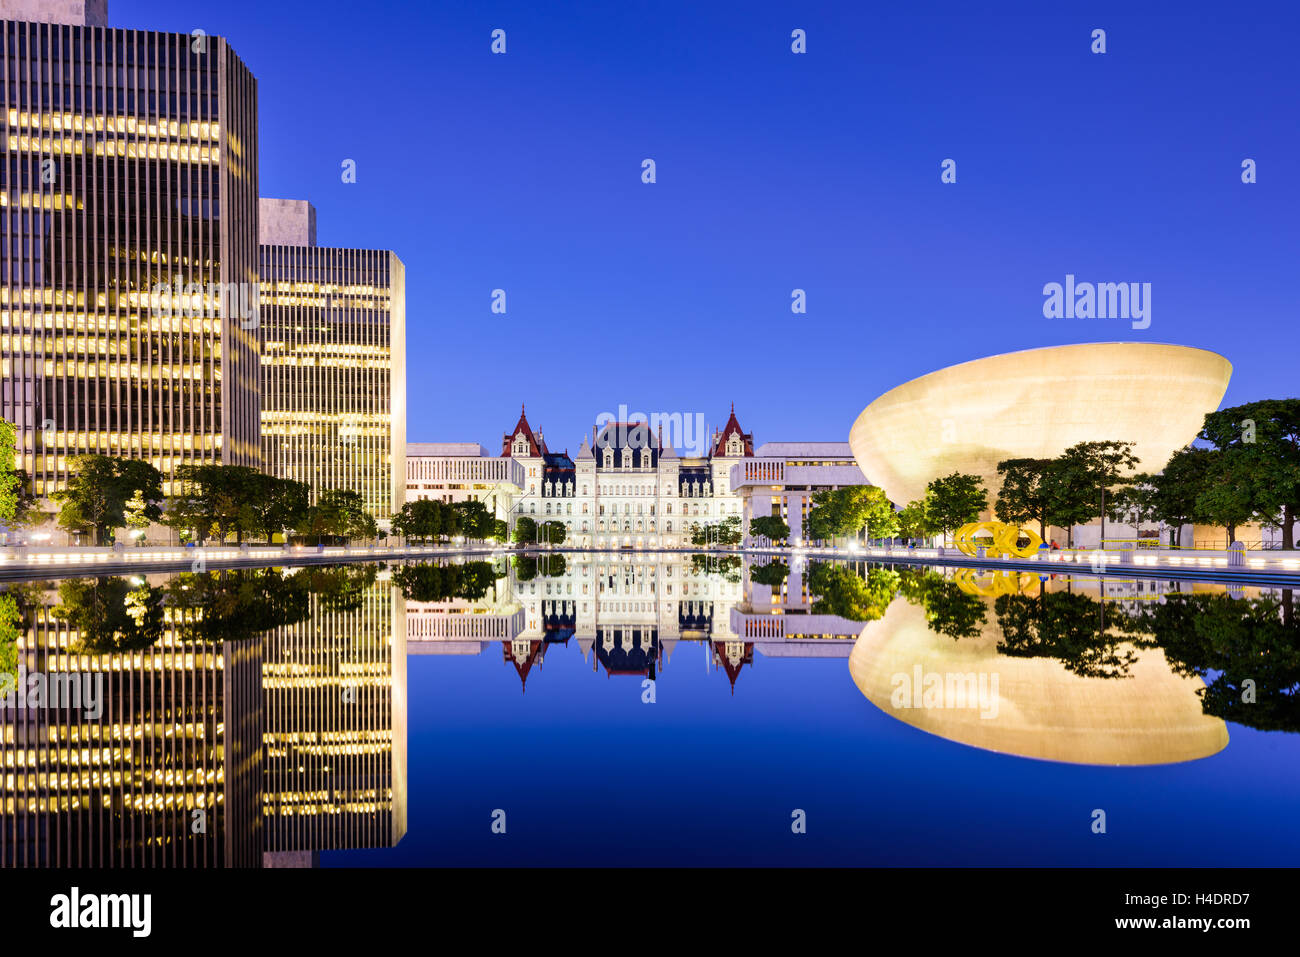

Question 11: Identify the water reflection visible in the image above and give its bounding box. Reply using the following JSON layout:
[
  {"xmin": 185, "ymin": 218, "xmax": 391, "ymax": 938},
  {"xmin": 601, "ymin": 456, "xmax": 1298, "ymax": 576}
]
[
  {"xmin": 851, "ymin": 565, "xmax": 1300, "ymax": 764},
  {"xmin": 1, "ymin": 554, "xmax": 1296, "ymax": 866},
  {"xmin": 1, "ymin": 565, "xmax": 403, "ymax": 868}
]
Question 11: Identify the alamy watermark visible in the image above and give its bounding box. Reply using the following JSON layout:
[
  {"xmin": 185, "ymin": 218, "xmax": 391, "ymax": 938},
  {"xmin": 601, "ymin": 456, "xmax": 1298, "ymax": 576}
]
[
  {"xmin": 148, "ymin": 274, "xmax": 262, "ymax": 329},
  {"xmin": 1042, "ymin": 274, "xmax": 1151, "ymax": 330},
  {"xmin": 594, "ymin": 405, "xmax": 709, "ymax": 457},
  {"xmin": 1, "ymin": 667, "xmax": 104, "ymax": 719},
  {"xmin": 890, "ymin": 665, "xmax": 999, "ymax": 719}
]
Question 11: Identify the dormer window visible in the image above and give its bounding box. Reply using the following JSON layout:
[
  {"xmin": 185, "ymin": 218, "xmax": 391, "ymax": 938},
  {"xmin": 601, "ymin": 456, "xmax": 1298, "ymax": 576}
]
[
  {"xmin": 514, "ymin": 437, "xmax": 529, "ymax": 456},
  {"xmin": 727, "ymin": 435, "xmax": 742, "ymax": 455},
  {"xmin": 640, "ymin": 449, "xmax": 651, "ymax": 468},
  {"xmin": 621, "ymin": 449, "xmax": 632, "ymax": 468},
  {"xmin": 603, "ymin": 449, "xmax": 614, "ymax": 468}
]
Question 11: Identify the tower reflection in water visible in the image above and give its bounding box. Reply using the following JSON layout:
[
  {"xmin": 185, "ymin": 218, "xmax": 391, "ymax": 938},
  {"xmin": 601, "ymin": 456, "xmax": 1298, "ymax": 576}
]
[
  {"xmin": 3, "ymin": 555, "xmax": 1296, "ymax": 866},
  {"xmin": 0, "ymin": 565, "xmax": 406, "ymax": 868}
]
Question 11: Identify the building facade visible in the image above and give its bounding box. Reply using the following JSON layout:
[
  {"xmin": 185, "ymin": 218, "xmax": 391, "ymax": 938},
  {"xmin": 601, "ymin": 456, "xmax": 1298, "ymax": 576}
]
[
  {"xmin": 1, "ymin": 3, "xmax": 262, "ymax": 505},
  {"xmin": 490, "ymin": 404, "xmax": 753, "ymax": 549},
  {"xmin": 730, "ymin": 441, "xmax": 873, "ymax": 545},
  {"xmin": 408, "ymin": 407, "xmax": 884, "ymax": 550},
  {"xmin": 258, "ymin": 199, "xmax": 406, "ymax": 521},
  {"xmin": 405, "ymin": 441, "xmax": 523, "ymax": 520}
]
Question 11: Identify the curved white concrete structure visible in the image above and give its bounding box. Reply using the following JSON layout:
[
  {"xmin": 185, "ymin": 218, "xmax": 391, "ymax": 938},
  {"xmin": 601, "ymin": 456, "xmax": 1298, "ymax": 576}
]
[{"xmin": 848, "ymin": 342, "xmax": 1232, "ymax": 507}]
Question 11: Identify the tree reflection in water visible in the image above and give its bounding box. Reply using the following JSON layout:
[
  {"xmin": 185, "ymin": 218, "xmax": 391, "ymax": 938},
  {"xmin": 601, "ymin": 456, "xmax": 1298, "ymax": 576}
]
[
  {"xmin": 392, "ymin": 560, "xmax": 505, "ymax": 602},
  {"xmin": 1137, "ymin": 589, "xmax": 1300, "ymax": 733},
  {"xmin": 41, "ymin": 564, "xmax": 382, "ymax": 651},
  {"xmin": 805, "ymin": 562, "xmax": 899, "ymax": 622}
]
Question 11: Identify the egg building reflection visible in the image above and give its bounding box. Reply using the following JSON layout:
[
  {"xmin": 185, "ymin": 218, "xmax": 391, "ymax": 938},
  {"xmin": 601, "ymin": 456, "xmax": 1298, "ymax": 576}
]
[{"xmin": 848, "ymin": 573, "xmax": 1231, "ymax": 765}]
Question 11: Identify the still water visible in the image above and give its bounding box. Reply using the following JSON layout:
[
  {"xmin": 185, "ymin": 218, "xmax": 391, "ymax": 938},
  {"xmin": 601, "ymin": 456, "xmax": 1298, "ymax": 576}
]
[{"xmin": 1, "ymin": 553, "xmax": 1296, "ymax": 866}]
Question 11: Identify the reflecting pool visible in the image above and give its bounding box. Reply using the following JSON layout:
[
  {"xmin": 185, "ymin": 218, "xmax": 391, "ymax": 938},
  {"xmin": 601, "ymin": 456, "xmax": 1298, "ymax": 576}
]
[{"xmin": 1, "ymin": 553, "xmax": 1297, "ymax": 866}]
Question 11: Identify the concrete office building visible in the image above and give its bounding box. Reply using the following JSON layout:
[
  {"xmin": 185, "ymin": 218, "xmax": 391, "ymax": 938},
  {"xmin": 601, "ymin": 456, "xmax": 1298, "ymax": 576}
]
[
  {"xmin": 405, "ymin": 441, "xmax": 524, "ymax": 521},
  {"xmin": 258, "ymin": 199, "xmax": 406, "ymax": 520},
  {"xmin": 730, "ymin": 441, "xmax": 873, "ymax": 545},
  {"xmin": 1, "ymin": 1, "xmax": 262, "ymax": 504}
]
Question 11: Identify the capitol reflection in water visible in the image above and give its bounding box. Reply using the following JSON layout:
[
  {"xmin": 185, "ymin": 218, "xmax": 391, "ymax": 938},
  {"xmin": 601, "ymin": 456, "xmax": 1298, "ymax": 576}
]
[{"xmin": 2, "ymin": 554, "xmax": 1298, "ymax": 866}]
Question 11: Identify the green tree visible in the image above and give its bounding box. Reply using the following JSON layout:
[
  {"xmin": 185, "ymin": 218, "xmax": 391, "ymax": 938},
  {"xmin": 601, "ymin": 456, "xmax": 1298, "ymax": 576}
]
[
  {"xmin": 296, "ymin": 489, "xmax": 377, "ymax": 543},
  {"xmin": 748, "ymin": 515, "xmax": 789, "ymax": 543},
  {"xmin": 1105, "ymin": 480, "xmax": 1159, "ymax": 544},
  {"xmin": 538, "ymin": 520, "xmax": 567, "ymax": 545},
  {"xmin": 5, "ymin": 470, "xmax": 42, "ymax": 531},
  {"xmin": 896, "ymin": 499, "xmax": 934, "ymax": 543},
  {"xmin": 392, "ymin": 499, "xmax": 454, "ymax": 543},
  {"xmin": 124, "ymin": 489, "xmax": 151, "ymax": 544},
  {"xmin": 513, "ymin": 516, "xmax": 538, "ymax": 544},
  {"xmin": 806, "ymin": 486, "xmax": 897, "ymax": 542},
  {"xmin": 0, "ymin": 420, "xmax": 20, "ymax": 524},
  {"xmin": 250, "ymin": 474, "xmax": 311, "ymax": 542},
  {"xmin": 1199, "ymin": 400, "xmax": 1300, "ymax": 549},
  {"xmin": 451, "ymin": 500, "xmax": 495, "ymax": 540},
  {"xmin": 1193, "ymin": 449, "xmax": 1258, "ymax": 547},
  {"xmin": 54, "ymin": 454, "xmax": 163, "ymax": 545},
  {"xmin": 995, "ymin": 457, "xmax": 1059, "ymax": 542},
  {"xmin": 164, "ymin": 464, "xmax": 257, "ymax": 543},
  {"xmin": 690, "ymin": 515, "xmax": 742, "ymax": 546},
  {"xmin": 923, "ymin": 472, "xmax": 988, "ymax": 541},
  {"xmin": 1048, "ymin": 441, "xmax": 1140, "ymax": 546},
  {"xmin": 1144, "ymin": 447, "xmax": 1214, "ymax": 547}
]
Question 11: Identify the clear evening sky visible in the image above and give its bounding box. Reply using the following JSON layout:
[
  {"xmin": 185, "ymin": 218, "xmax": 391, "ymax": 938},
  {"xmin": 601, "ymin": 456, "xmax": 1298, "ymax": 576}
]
[{"xmin": 117, "ymin": 0, "xmax": 1299, "ymax": 454}]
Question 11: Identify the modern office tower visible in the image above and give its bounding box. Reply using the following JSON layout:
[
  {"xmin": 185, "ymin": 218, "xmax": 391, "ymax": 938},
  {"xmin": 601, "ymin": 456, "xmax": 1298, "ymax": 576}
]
[
  {"xmin": 0, "ymin": 2, "xmax": 262, "ymax": 506},
  {"xmin": 260, "ymin": 571, "xmax": 407, "ymax": 855},
  {"xmin": 259, "ymin": 199, "xmax": 406, "ymax": 521},
  {"xmin": 0, "ymin": 576, "xmax": 264, "ymax": 867}
]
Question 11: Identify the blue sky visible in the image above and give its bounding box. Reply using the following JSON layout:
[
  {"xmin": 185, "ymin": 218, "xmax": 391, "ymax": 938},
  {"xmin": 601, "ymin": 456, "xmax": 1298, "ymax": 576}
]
[{"xmin": 118, "ymin": 0, "xmax": 1300, "ymax": 452}]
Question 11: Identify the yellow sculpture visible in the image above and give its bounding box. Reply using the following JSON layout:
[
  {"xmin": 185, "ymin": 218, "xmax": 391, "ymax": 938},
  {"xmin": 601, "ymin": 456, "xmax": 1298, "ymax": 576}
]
[{"xmin": 953, "ymin": 521, "xmax": 1043, "ymax": 558}]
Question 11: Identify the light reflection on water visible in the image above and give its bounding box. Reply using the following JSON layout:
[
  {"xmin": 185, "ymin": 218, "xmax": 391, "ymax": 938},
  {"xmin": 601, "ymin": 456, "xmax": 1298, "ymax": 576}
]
[{"xmin": 1, "ymin": 553, "xmax": 1296, "ymax": 866}]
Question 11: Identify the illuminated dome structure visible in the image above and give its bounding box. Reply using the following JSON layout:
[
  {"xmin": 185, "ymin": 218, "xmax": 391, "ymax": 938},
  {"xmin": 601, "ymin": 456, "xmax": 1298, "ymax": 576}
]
[
  {"xmin": 847, "ymin": 597, "xmax": 1229, "ymax": 766},
  {"xmin": 848, "ymin": 343, "xmax": 1232, "ymax": 507}
]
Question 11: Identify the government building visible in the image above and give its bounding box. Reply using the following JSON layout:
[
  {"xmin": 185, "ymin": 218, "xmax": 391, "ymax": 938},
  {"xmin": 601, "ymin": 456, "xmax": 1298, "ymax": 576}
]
[{"xmin": 407, "ymin": 406, "xmax": 876, "ymax": 549}]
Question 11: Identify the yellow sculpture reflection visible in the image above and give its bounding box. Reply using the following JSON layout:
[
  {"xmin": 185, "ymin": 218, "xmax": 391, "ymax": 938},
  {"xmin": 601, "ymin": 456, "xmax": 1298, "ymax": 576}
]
[
  {"xmin": 953, "ymin": 521, "xmax": 1043, "ymax": 558},
  {"xmin": 953, "ymin": 568, "xmax": 1039, "ymax": 597}
]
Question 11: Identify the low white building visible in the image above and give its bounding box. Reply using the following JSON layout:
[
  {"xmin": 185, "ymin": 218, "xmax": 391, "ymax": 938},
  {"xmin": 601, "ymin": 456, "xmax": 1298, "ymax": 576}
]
[
  {"xmin": 405, "ymin": 442, "xmax": 524, "ymax": 521},
  {"xmin": 731, "ymin": 441, "xmax": 874, "ymax": 545}
]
